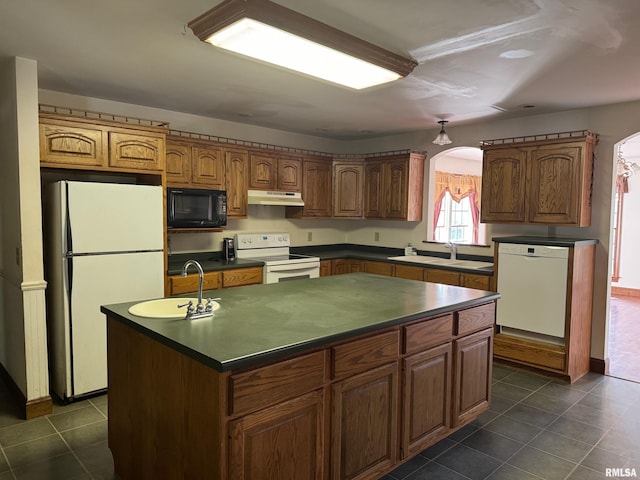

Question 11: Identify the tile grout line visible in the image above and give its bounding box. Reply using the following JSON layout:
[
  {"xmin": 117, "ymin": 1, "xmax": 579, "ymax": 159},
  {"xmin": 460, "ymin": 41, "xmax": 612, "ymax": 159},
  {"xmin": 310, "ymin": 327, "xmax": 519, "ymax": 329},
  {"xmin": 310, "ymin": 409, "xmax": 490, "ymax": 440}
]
[{"xmin": 45, "ymin": 411, "xmax": 95, "ymax": 479}]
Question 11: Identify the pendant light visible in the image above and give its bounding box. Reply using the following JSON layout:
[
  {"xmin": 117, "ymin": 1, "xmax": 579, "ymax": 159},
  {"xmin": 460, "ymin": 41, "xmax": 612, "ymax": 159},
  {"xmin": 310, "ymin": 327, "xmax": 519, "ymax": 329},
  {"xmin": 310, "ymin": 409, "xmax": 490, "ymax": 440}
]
[{"xmin": 432, "ymin": 120, "xmax": 452, "ymax": 145}]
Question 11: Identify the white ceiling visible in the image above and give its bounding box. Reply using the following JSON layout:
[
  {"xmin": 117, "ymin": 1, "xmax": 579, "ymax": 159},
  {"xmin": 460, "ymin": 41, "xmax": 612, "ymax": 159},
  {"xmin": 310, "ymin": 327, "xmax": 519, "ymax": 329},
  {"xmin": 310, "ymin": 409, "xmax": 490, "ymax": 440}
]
[{"xmin": 1, "ymin": 0, "xmax": 640, "ymax": 141}]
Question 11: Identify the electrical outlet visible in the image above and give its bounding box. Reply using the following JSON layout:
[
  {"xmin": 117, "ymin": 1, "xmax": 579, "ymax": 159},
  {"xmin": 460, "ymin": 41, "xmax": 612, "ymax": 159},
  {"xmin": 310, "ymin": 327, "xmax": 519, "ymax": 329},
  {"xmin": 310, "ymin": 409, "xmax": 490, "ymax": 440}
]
[
  {"xmin": 307, "ymin": 231, "xmax": 313, "ymax": 241},
  {"xmin": 374, "ymin": 232, "xmax": 380, "ymax": 241}
]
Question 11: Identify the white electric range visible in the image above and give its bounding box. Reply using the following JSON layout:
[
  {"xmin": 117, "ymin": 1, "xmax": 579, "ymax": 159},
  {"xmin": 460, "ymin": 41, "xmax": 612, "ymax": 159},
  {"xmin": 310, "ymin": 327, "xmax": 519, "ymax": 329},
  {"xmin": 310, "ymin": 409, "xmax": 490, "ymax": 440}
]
[{"xmin": 234, "ymin": 232, "xmax": 320, "ymax": 284}]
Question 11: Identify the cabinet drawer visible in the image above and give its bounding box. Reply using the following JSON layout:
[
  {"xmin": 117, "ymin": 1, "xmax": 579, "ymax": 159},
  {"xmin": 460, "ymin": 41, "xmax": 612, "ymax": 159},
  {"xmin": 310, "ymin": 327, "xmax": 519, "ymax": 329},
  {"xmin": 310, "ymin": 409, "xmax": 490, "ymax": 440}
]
[
  {"xmin": 222, "ymin": 267, "xmax": 263, "ymax": 287},
  {"xmin": 230, "ymin": 351, "xmax": 325, "ymax": 415},
  {"xmin": 168, "ymin": 271, "xmax": 222, "ymax": 295},
  {"xmin": 332, "ymin": 331, "xmax": 399, "ymax": 379},
  {"xmin": 455, "ymin": 303, "xmax": 495, "ymax": 336},
  {"xmin": 404, "ymin": 314, "xmax": 453, "ymax": 354}
]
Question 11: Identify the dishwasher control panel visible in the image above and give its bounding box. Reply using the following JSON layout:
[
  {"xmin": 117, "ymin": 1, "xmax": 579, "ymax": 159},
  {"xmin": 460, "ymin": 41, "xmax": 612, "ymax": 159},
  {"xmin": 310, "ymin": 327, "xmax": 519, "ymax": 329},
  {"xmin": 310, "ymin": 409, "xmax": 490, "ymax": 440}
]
[{"xmin": 498, "ymin": 243, "xmax": 569, "ymax": 259}]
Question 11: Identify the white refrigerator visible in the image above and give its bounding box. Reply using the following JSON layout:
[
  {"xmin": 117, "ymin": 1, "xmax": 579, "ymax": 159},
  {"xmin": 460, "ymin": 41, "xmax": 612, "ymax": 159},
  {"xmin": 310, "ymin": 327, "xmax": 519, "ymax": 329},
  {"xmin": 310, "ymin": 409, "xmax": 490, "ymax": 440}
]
[{"xmin": 44, "ymin": 181, "xmax": 165, "ymax": 401}]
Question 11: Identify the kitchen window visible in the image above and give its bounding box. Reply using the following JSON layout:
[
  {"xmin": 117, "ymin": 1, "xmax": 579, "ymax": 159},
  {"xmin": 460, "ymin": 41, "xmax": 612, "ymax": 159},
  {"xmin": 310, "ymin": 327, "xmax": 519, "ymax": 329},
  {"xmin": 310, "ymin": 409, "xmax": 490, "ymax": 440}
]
[{"xmin": 434, "ymin": 192, "xmax": 473, "ymax": 243}]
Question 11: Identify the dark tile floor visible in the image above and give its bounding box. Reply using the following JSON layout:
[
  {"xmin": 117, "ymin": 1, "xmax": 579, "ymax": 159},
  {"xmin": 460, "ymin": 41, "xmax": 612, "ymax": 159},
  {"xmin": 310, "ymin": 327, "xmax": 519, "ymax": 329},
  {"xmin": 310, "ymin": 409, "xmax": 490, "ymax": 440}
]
[{"xmin": 1, "ymin": 363, "xmax": 639, "ymax": 479}]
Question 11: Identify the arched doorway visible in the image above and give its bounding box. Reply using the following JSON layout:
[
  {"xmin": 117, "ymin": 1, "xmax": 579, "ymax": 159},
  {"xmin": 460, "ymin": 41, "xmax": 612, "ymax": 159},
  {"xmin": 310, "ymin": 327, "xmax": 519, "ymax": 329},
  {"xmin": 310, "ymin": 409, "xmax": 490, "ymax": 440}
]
[
  {"xmin": 426, "ymin": 146, "xmax": 486, "ymax": 246},
  {"xmin": 608, "ymin": 134, "xmax": 640, "ymax": 383}
]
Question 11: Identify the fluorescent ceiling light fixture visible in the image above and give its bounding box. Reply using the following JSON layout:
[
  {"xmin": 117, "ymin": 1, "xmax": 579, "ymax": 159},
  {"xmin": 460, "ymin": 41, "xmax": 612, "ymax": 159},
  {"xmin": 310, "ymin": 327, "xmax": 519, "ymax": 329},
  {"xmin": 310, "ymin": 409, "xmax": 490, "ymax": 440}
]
[
  {"xmin": 432, "ymin": 120, "xmax": 452, "ymax": 145},
  {"xmin": 188, "ymin": 0, "xmax": 417, "ymax": 90}
]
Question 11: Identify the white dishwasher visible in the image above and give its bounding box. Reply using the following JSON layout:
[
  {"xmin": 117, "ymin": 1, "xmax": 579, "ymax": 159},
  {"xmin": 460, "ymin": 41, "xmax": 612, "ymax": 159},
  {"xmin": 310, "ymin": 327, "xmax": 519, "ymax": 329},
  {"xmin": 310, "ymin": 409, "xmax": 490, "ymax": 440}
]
[{"xmin": 496, "ymin": 243, "xmax": 569, "ymax": 341}]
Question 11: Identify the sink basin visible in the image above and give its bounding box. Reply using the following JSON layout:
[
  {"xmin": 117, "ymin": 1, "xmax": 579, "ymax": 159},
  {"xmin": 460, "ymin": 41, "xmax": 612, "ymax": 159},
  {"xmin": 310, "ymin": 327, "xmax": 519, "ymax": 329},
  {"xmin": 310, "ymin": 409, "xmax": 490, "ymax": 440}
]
[
  {"xmin": 387, "ymin": 256, "xmax": 493, "ymax": 270},
  {"xmin": 387, "ymin": 255, "xmax": 449, "ymax": 265},
  {"xmin": 128, "ymin": 298, "xmax": 220, "ymax": 319}
]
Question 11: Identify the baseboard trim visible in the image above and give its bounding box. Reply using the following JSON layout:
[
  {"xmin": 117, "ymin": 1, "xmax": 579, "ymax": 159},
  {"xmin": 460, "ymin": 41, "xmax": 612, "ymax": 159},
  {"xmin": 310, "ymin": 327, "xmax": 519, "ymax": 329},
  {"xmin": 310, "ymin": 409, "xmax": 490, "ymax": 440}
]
[
  {"xmin": 590, "ymin": 357, "xmax": 608, "ymax": 375},
  {"xmin": 611, "ymin": 286, "xmax": 640, "ymax": 297},
  {"xmin": 0, "ymin": 362, "xmax": 52, "ymax": 419}
]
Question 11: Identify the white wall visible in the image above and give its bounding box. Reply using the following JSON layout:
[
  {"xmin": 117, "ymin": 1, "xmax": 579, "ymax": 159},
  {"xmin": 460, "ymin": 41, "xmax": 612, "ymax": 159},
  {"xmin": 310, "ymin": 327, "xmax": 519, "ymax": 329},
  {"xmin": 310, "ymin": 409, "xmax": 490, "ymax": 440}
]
[
  {"xmin": 0, "ymin": 57, "xmax": 49, "ymax": 400},
  {"xmin": 37, "ymin": 88, "xmax": 640, "ymax": 364}
]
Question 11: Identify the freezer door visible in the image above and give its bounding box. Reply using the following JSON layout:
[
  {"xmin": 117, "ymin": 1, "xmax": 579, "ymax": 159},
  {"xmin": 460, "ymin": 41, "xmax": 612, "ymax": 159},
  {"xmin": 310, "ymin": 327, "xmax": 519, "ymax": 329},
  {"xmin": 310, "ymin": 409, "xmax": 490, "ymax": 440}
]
[
  {"xmin": 65, "ymin": 181, "xmax": 163, "ymax": 254},
  {"xmin": 68, "ymin": 251, "xmax": 164, "ymax": 397}
]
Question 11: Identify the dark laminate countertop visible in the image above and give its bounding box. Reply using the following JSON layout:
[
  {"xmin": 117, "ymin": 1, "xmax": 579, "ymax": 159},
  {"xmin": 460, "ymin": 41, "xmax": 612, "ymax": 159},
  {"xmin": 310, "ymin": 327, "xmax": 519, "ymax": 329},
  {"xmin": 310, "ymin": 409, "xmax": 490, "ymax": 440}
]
[
  {"xmin": 102, "ymin": 273, "xmax": 499, "ymax": 373},
  {"xmin": 492, "ymin": 235, "xmax": 598, "ymax": 247},
  {"xmin": 168, "ymin": 244, "xmax": 495, "ymax": 275},
  {"xmin": 295, "ymin": 244, "xmax": 495, "ymax": 274},
  {"xmin": 167, "ymin": 252, "xmax": 264, "ymax": 275}
]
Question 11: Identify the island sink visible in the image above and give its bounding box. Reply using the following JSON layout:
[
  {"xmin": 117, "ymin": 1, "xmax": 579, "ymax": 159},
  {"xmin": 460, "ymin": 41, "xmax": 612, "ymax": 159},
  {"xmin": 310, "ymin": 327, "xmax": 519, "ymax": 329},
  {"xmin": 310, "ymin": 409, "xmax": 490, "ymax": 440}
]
[{"xmin": 128, "ymin": 298, "xmax": 220, "ymax": 319}]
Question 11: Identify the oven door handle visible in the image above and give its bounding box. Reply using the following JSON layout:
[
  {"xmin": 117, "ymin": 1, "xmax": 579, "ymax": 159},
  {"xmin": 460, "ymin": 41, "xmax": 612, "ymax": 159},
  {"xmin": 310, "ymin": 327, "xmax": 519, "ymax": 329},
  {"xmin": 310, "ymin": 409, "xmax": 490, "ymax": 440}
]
[{"xmin": 266, "ymin": 264, "xmax": 319, "ymax": 273}]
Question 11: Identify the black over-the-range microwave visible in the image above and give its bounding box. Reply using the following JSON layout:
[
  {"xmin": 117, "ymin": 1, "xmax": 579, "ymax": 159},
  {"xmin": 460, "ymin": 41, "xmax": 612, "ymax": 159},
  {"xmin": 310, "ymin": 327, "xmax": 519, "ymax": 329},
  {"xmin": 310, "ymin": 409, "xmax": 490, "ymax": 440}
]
[{"xmin": 167, "ymin": 187, "xmax": 227, "ymax": 228}]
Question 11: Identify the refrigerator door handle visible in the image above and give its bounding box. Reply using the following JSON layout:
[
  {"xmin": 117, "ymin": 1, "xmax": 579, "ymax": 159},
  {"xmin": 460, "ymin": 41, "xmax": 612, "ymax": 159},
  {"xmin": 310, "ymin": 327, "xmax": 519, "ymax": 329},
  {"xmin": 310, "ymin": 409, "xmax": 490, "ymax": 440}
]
[{"xmin": 66, "ymin": 255, "xmax": 73, "ymax": 298}]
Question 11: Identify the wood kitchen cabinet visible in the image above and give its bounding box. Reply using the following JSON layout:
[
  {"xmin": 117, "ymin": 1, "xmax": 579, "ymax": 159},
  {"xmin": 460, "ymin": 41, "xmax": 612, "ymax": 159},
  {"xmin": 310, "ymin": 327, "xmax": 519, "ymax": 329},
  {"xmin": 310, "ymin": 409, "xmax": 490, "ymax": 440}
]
[
  {"xmin": 402, "ymin": 314, "xmax": 453, "ymax": 458},
  {"xmin": 452, "ymin": 303, "xmax": 494, "ymax": 427},
  {"xmin": 167, "ymin": 267, "xmax": 262, "ymax": 295},
  {"xmin": 249, "ymin": 152, "xmax": 302, "ymax": 192},
  {"xmin": 166, "ymin": 136, "xmax": 225, "ymax": 189},
  {"xmin": 481, "ymin": 132, "xmax": 596, "ymax": 226},
  {"xmin": 287, "ymin": 157, "xmax": 333, "ymax": 218},
  {"xmin": 452, "ymin": 327, "xmax": 493, "ymax": 426},
  {"xmin": 224, "ymin": 148, "xmax": 249, "ymax": 217},
  {"xmin": 331, "ymin": 331, "xmax": 399, "ymax": 480},
  {"xmin": 332, "ymin": 258, "xmax": 363, "ymax": 275},
  {"xmin": 39, "ymin": 114, "xmax": 166, "ymax": 174},
  {"xmin": 333, "ymin": 161, "xmax": 364, "ymax": 218},
  {"xmin": 229, "ymin": 390, "xmax": 324, "ymax": 480},
  {"xmin": 364, "ymin": 152, "xmax": 425, "ymax": 221}
]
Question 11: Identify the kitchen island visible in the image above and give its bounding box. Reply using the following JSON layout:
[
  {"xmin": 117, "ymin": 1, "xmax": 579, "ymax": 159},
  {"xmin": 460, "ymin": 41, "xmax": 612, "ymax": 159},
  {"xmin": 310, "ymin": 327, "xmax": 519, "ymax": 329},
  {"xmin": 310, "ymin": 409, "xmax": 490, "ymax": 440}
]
[{"xmin": 102, "ymin": 273, "xmax": 499, "ymax": 480}]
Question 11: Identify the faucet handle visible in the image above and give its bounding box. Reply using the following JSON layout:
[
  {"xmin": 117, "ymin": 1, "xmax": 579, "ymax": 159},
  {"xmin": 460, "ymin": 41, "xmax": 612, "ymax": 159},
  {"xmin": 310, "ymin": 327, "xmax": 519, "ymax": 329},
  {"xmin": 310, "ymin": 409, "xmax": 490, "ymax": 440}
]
[{"xmin": 177, "ymin": 300, "xmax": 195, "ymax": 317}]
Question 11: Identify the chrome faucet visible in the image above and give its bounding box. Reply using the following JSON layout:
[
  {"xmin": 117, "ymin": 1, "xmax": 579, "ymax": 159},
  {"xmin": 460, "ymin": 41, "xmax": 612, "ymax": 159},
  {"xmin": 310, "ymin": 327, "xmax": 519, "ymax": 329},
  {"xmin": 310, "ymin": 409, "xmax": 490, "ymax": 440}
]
[
  {"xmin": 445, "ymin": 242, "xmax": 457, "ymax": 260},
  {"xmin": 179, "ymin": 260, "xmax": 219, "ymax": 319}
]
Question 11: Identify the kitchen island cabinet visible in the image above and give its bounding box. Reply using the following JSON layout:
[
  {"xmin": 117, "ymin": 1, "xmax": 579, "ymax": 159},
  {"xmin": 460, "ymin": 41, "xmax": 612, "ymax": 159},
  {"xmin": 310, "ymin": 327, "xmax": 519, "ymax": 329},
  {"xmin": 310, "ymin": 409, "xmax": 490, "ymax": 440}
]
[{"xmin": 102, "ymin": 274, "xmax": 498, "ymax": 480}]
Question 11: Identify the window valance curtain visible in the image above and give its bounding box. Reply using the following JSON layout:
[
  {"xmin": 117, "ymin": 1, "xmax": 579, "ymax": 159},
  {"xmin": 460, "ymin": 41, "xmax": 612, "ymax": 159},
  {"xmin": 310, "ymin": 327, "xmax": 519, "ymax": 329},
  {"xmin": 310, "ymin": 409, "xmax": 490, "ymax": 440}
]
[{"xmin": 432, "ymin": 171, "xmax": 482, "ymax": 243}]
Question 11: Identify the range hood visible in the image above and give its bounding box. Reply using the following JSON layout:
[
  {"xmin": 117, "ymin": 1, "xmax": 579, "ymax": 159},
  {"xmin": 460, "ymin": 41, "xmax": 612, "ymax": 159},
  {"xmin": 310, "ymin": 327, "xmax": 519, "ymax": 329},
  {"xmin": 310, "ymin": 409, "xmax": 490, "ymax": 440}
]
[{"xmin": 247, "ymin": 189, "xmax": 304, "ymax": 206}]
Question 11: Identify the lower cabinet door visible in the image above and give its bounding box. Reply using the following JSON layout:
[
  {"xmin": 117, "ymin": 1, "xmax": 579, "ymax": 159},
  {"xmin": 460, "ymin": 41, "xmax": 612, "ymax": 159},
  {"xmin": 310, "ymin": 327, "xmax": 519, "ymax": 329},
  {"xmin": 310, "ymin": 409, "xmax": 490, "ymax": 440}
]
[
  {"xmin": 453, "ymin": 328, "xmax": 493, "ymax": 426},
  {"xmin": 229, "ymin": 389, "xmax": 324, "ymax": 480},
  {"xmin": 331, "ymin": 362, "xmax": 398, "ymax": 480},
  {"xmin": 402, "ymin": 342, "xmax": 452, "ymax": 458}
]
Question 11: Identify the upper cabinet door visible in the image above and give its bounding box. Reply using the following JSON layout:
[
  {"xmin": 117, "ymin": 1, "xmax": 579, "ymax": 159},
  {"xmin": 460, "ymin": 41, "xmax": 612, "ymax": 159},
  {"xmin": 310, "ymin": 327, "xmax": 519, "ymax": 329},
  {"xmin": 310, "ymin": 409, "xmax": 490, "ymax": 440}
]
[
  {"xmin": 225, "ymin": 149, "xmax": 249, "ymax": 218},
  {"xmin": 480, "ymin": 147, "xmax": 528, "ymax": 223},
  {"xmin": 277, "ymin": 156, "xmax": 302, "ymax": 192},
  {"xmin": 385, "ymin": 159, "xmax": 409, "ymax": 219},
  {"xmin": 249, "ymin": 153, "xmax": 277, "ymax": 190},
  {"xmin": 165, "ymin": 141, "xmax": 191, "ymax": 185},
  {"xmin": 108, "ymin": 131, "xmax": 164, "ymax": 172},
  {"xmin": 39, "ymin": 122, "xmax": 107, "ymax": 168},
  {"xmin": 301, "ymin": 159, "xmax": 332, "ymax": 217},
  {"xmin": 333, "ymin": 163, "xmax": 364, "ymax": 218},
  {"xmin": 528, "ymin": 143, "xmax": 584, "ymax": 225},
  {"xmin": 192, "ymin": 145, "xmax": 225, "ymax": 188},
  {"xmin": 364, "ymin": 161, "xmax": 385, "ymax": 219}
]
